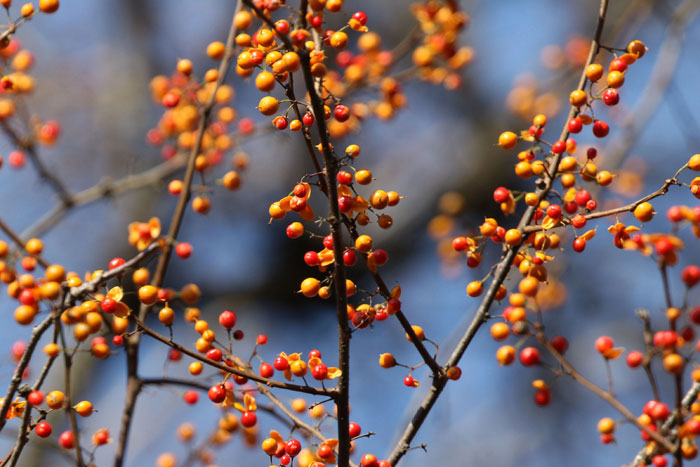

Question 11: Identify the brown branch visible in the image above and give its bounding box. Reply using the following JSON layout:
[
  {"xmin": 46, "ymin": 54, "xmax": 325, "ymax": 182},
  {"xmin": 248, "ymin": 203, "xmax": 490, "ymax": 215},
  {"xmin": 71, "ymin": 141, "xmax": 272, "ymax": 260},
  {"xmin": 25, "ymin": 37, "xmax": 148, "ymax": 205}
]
[
  {"xmin": 4, "ymin": 318, "xmax": 60, "ymax": 467},
  {"xmin": 297, "ymin": 34, "xmax": 353, "ymax": 467},
  {"xmin": 0, "ymin": 121, "xmax": 73, "ymax": 206},
  {"xmin": 522, "ymin": 164, "xmax": 687, "ymax": 234},
  {"xmin": 56, "ymin": 320, "xmax": 85, "ymax": 467},
  {"xmin": 113, "ymin": 3, "xmax": 245, "ymax": 464},
  {"xmin": 388, "ymin": 0, "xmax": 610, "ymax": 463},
  {"xmin": 133, "ymin": 316, "xmax": 331, "ymax": 396}
]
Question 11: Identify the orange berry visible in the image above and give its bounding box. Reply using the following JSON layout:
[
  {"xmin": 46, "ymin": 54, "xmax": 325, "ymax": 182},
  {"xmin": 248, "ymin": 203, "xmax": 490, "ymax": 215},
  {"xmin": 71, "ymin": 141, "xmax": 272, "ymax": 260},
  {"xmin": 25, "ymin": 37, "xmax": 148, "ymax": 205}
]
[
  {"xmin": 355, "ymin": 235, "xmax": 373, "ymax": 252},
  {"xmin": 663, "ymin": 353, "xmax": 684, "ymax": 374},
  {"xmin": 518, "ymin": 276, "xmax": 539, "ymax": 297},
  {"xmin": 258, "ymin": 96, "xmax": 279, "ymax": 116},
  {"xmin": 633, "ymin": 202, "xmax": 654, "ymax": 223},
  {"xmin": 223, "ymin": 171, "xmax": 241, "ymax": 190},
  {"xmin": 14, "ymin": 305, "xmax": 37, "ymax": 325},
  {"xmin": 496, "ymin": 345, "xmax": 516, "ymax": 365},
  {"xmin": 466, "ymin": 281, "xmax": 483, "ymax": 297},
  {"xmin": 20, "ymin": 3, "xmax": 34, "ymax": 16},
  {"xmin": 255, "ymin": 70, "xmax": 275, "ymax": 92},
  {"xmin": 606, "ymin": 71, "xmax": 625, "ymax": 88},
  {"xmin": 627, "ymin": 40, "xmax": 646, "ymax": 58},
  {"xmin": 490, "ymin": 322, "xmax": 510, "ymax": 341},
  {"xmin": 206, "ymin": 41, "xmax": 226, "ymax": 60},
  {"xmin": 46, "ymin": 390, "xmax": 65, "ymax": 409},
  {"xmin": 192, "ymin": 196, "xmax": 211, "ymax": 214},
  {"xmin": 406, "ymin": 325, "xmax": 425, "ymax": 341},
  {"xmin": 597, "ymin": 417, "xmax": 615, "ymax": 434},
  {"xmin": 74, "ymin": 400, "xmax": 93, "ymax": 417},
  {"xmin": 138, "ymin": 285, "xmax": 158, "ymax": 305},
  {"xmin": 355, "ymin": 169, "xmax": 372, "ymax": 185},
  {"xmin": 504, "ymin": 229, "xmax": 522, "ymax": 246},
  {"xmin": 569, "ymin": 90, "xmax": 587, "ymax": 107},
  {"xmin": 189, "ymin": 362, "xmax": 203, "ymax": 375},
  {"xmin": 379, "ymin": 353, "xmax": 396, "ymax": 368},
  {"xmin": 498, "ymin": 131, "xmax": 517, "ymax": 150},
  {"xmin": 586, "ymin": 63, "xmax": 603, "ymax": 82},
  {"xmin": 39, "ymin": 0, "xmax": 58, "ymax": 13},
  {"xmin": 25, "ymin": 238, "xmax": 43, "ymax": 255},
  {"xmin": 159, "ymin": 306, "xmax": 175, "ymax": 326},
  {"xmin": 300, "ymin": 278, "xmax": 321, "ymax": 297},
  {"xmin": 689, "ymin": 154, "xmax": 700, "ymax": 171}
]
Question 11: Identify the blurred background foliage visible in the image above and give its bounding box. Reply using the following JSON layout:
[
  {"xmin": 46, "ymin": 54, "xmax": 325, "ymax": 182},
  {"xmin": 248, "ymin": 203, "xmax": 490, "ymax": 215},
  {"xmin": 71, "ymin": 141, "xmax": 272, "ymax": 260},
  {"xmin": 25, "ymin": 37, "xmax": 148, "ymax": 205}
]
[{"xmin": 1, "ymin": 0, "xmax": 700, "ymax": 465}]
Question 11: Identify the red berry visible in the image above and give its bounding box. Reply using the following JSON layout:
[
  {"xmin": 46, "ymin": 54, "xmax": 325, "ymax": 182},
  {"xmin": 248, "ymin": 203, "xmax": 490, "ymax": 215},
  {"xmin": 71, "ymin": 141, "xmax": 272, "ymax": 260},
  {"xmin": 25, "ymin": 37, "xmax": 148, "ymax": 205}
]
[
  {"xmin": 564, "ymin": 201, "xmax": 577, "ymax": 214},
  {"xmin": 519, "ymin": 347, "xmax": 540, "ymax": 366},
  {"xmin": 280, "ymin": 454, "xmax": 291, "ymax": 466},
  {"xmin": 352, "ymin": 11, "xmax": 368, "ymax": 25},
  {"xmin": 274, "ymin": 116, "xmax": 288, "ymax": 130},
  {"xmin": 274, "ymin": 356, "xmax": 289, "ymax": 371},
  {"xmin": 304, "ymin": 251, "xmax": 320, "ymax": 266},
  {"xmin": 58, "ymin": 430, "xmax": 74, "ymax": 449},
  {"xmin": 27, "ymin": 390, "xmax": 44, "ymax": 406},
  {"xmin": 323, "ymin": 234, "xmax": 334, "ymax": 249},
  {"xmin": 452, "ymin": 236, "xmax": 468, "ymax": 251},
  {"xmin": 546, "ymin": 204, "xmax": 562, "ymax": 219},
  {"xmin": 183, "ymin": 390, "xmax": 199, "ymax": 405},
  {"xmin": 241, "ymin": 411, "xmax": 257, "ymax": 427},
  {"xmin": 334, "ymin": 105, "xmax": 350, "ymax": 122},
  {"xmin": 35, "ymin": 421, "xmax": 52, "ymax": 438},
  {"xmin": 109, "ymin": 257, "xmax": 126, "ymax": 270},
  {"xmin": 667, "ymin": 206, "xmax": 684, "ymax": 222},
  {"xmin": 575, "ymin": 190, "xmax": 591, "ymax": 206},
  {"xmin": 609, "ymin": 58, "xmax": 628, "ymax": 73},
  {"xmin": 568, "ymin": 117, "xmax": 583, "ymax": 133},
  {"xmin": 550, "ymin": 336, "xmax": 569, "ymax": 354},
  {"xmin": 551, "ymin": 140, "xmax": 566, "ymax": 154},
  {"xmin": 208, "ymin": 385, "xmax": 226, "ymax": 403},
  {"xmin": 259, "ymin": 362, "xmax": 274, "ymax": 378},
  {"xmin": 602, "ymin": 88, "xmax": 619, "ymax": 106},
  {"xmin": 595, "ymin": 336, "xmax": 614, "ymax": 354},
  {"xmin": 168, "ymin": 349, "xmax": 182, "ymax": 361},
  {"xmin": 655, "ymin": 238, "xmax": 674, "ymax": 256},
  {"xmin": 586, "ymin": 199, "xmax": 597, "ymax": 210},
  {"xmin": 256, "ymin": 334, "xmax": 268, "ymax": 345},
  {"xmin": 337, "ymin": 171, "xmax": 353, "ymax": 185},
  {"xmin": 587, "ymin": 147, "xmax": 597, "ymax": 159},
  {"xmin": 219, "ymin": 310, "xmax": 236, "ymax": 329},
  {"xmin": 233, "ymin": 330, "xmax": 244, "ymax": 340},
  {"xmin": 534, "ymin": 389, "xmax": 551, "ymax": 406},
  {"xmin": 571, "ymin": 214, "xmax": 587, "ymax": 229},
  {"xmin": 162, "ymin": 92, "xmax": 180, "ymax": 108},
  {"xmin": 302, "ymin": 113, "xmax": 315, "ymax": 126},
  {"xmin": 372, "ymin": 249, "xmax": 388, "ymax": 266},
  {"xmin": 275, "ymin": 19, "xmax": 290, "ymax": 34},
  {"xmin": 651, "ymin": 402, "xmax": 670, "ymax": 421},
  {"xmin": 206, "ymin": 348, "xmax": 223, "ymax": 362},
  {"xmin": 338, "ymin": 195, "xmax": 354, "ymax": 212},
  {"xmin": 308, "ymin": 349, "xmax": 321, "ymax": 359},
  {"xmin": 343, "ymin": 249, "xmax": 357, "ymax": 266},
  {"xmin": 112, "ymin": 335, "xmax": 123, "ymax": 346},
  {"xmin": 682, "ymin": 265, "xmax": 700, "ymax": 287},
  {"xmin": 592, "ymin": 120, "xmax": 609, "ymax": 138},
  {"xmin": 9, "ymin": 150, "xmax": 25, "ymax": 168},
  {"xmin": 175, "ymin": 242, "xmax": 192, "ymax": 259},
  {"xmin": 361, "ymin": 454, "xmax": 379, "ymax": 467},
  {"xmin": 493, "ymin": 187, "xmax": 510, "ymax": 203},
  {"xmin": 403, "ymin": 375, "xmax": 415, "ymax": 387},
  {"xmin": 652, "ymin": 455, "xmax": 668, "ymax": 467},
  {"xmin": 626, "ymin": 350, "xmax": 643, "ymax": 368},
  {"xmin": 349, "ymin": 421, "xmax": 362, "ymax": 438},
  {"xmin": 310, "ymin": 15, "xmax": 323, "ymax": 28},
  {"xmin": 312, "ymin": 363, "xmax": 328, "ymax": 380}
]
